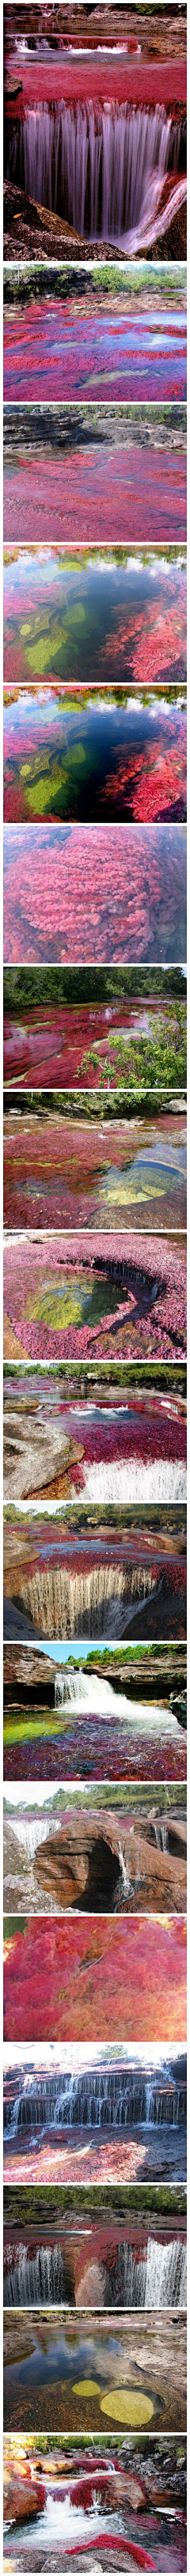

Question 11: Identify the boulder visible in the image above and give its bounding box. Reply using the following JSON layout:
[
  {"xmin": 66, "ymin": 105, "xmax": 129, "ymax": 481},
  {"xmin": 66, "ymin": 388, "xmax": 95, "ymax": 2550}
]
[
  {"xmin": 75, "ymin": 2260, "xmax": 109, "ymax": 2309},
  {"xmin": 4, "ymin": 2465, "xmax": 46, "ymax": 2524},
  {"xmin": 34, "ymin": 1806, "xmax": 186, "ymax": 1913}
]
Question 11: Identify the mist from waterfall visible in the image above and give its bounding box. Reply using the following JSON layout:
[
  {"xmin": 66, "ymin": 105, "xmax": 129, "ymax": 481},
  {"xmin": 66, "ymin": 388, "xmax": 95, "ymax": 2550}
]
[{"xmin": 6, "ymin": 100, "xmax": 185, "ymax": 252}]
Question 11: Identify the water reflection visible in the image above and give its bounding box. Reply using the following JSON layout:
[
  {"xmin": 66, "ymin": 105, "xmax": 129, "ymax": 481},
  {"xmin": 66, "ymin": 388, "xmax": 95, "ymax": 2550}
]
[{"xmin": 3, "ymin": 688, "xmax": 187, "ymax": 825}]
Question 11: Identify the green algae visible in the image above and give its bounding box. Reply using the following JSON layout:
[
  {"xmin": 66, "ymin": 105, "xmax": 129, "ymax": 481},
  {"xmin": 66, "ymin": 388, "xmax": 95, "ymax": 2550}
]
[
  {"xmin": 28, "ymin": 766, "xmax": 67, "ymax": 816},
  {"xmin": 4, "ymin": 1717, "xmax": 71, "ymax": 1743},
  {"xmin": 26, "ymin": 1282, "xmax": 85, "ymax": 1330},
  {"xmin": 26, "ymin": 630, "xmax": 67, "ymax": 677},
  {"xmin": 66, "ymin": 742, "xmax": 86, "ymax": 765},
  {"xmin": 67, "ymin": 603, "xmax": 86, "ymax": 627}
]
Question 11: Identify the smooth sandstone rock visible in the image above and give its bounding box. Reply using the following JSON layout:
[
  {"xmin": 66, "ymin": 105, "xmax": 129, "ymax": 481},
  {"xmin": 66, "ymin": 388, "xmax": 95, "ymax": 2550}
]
[{"xmin": 35, "ymin": 1807, "xmax": 186, "ymax": 1913}]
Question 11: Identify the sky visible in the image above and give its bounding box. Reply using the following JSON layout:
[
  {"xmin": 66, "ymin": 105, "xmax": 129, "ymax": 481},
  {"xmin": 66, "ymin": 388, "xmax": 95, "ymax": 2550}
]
[
  {"xmin": 4, "ymin": 1782, "xmax": 81, "ymax": 1807},
  {"xmin": 32, "ymin": 1639, "xmax": 140, "ymax": 1663},
  {"xmin": 4, "ymin": 2042, "xmax": 180, "ymax": 2075},
  {"xmin": 4, "ymin": 1782, "xmax": 60, "ymax": 1807}
]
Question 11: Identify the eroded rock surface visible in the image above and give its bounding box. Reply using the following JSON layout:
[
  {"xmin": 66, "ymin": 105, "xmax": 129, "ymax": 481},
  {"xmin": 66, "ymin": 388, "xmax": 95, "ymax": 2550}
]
[{"xmin": 35, "ymin": 1805, "xmax": 186, "ymax": 1913}]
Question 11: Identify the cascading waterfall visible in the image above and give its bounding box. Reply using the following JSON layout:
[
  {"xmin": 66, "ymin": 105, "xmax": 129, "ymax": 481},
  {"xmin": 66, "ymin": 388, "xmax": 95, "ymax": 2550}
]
[
  {"xmin": 145, "ymin": 2079, "xmax": 182, "ymax": 2127},
  {"xmin": 55, "ymin": 1668, "xmax": 121, "ymax": 1709},
  {"xmin": 4, "ymin": 2065, "xmax": 185, "ymax": 2141},
  {"xmin": 54, "ymin": 2068, "xmax": 150, "ymax": 2131},
  {"xmin": 144, "ymin": 2234, "xmax": 187, "ymax": 2309},
  {"xmin": 6, "ymin": 101, "xmax": 185, "ymax": 251},
  {"xmin": 54, "ymin": 1666, "xmax": 181, "ymax": 1738},
  {"xmin": 4, "ymin": 2242, "xmax": 69, "ymax": 2306},
  {"xmin": 114, "ymin": 2234, "xmax": 187, "ymax": 2310},
  {"xmin": 4, "ymin": 2230, "xmax": 186, "ymax": 2310},
  {"xmin": 20, "ymin": 1561, "xmax": 157, "ymax": 1639}
]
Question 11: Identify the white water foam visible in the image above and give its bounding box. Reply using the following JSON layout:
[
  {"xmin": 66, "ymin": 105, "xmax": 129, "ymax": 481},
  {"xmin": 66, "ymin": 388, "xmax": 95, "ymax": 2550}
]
[{"xmin": 77, "ymin": 1460, "xmax": 186, "ymax": 1505}]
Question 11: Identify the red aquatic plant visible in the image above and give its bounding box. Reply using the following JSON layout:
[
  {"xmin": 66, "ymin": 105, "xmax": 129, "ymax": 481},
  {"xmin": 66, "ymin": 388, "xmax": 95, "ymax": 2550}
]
[
  {"xmin": 3, "ymin": 448, "xmax": 187, "ymax": 546},
  {"xmin": 3, "ymin": 1914, "xmax": 186, "ymax": 2045},
  {"xmin": 3, "ymin": 822, "xmax": 187, "ymax": 966}
]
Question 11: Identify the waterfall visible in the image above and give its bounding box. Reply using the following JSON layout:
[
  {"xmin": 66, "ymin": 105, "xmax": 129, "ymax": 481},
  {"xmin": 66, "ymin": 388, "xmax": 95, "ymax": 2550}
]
[
  {"xmin": 55, "ymin": 1668, "xmax": 124, "ymax": 1710},
  {"xmin": 20, "ymin": 1562, "xmax": 157, "ymax": 1640},
  {"xmin": 6, "ymin": 101, "xmax": 184, "ymax": 252},
  {"xmin": 10, "ymin": 1813, "xmax": 55, "ymax": 1862},
  {"xmin": 154, "ymin": 1820, "xmax": 168, "ymax": 1853},
  {"xmin": 4, "ymin": 2066, "xmax": 185, "ymax": 2142},
  {"xmin": 4, "ymin": 2242, "xmax": 69, "ymax": 2307},
  {"xmin": 145, "ymin": 2081, "xmax": 182, "ymax": 2128},
  {"xmin": 4, "ymin": 2230, "xmax": 186, "ymax": 2310},
  {"xmin": 54, "ymin": 1669, "xmax": 181, "ymax": 1737},
  {"xmin": 144, "ymin": 2234, "xmax": 186, "ymax": 2309},
  {"xmin": 115, "ymin": 2234, "xmax": 186, "ymax": 2310},
  {"xmin": 114, "ymin": 1841, "xmax": 131, "ymax": 1906}
]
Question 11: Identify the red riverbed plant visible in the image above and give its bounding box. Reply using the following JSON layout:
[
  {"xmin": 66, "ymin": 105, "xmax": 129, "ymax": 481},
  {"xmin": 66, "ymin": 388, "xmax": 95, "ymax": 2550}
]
[
  {"xmin": 3, "ymin": 1915, "xmax": 186, "ymax": 2045},
  {"xmin": 3, "ymin": 1229, "xmax": 187, "ymax": 1363}
]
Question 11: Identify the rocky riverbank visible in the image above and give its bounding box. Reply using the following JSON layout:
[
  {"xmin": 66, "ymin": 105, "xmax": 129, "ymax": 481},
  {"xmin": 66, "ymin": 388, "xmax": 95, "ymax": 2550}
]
[{"xmin": 3, "ymin": 179, "xmax": 187, "ymax": 261}]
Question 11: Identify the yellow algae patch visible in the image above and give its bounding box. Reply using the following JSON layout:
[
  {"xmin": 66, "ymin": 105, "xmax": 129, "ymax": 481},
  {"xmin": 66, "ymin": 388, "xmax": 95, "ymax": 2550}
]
[
  {"xmin": 101, "ymin": 2389, "xmax": 154, "ymax": 2427},
  {"xmin": 73, "ymin": 2380, "xmax": 101, "ymax": 2399},
  {"xmin": 101, "ymin": 1172, "xmax": 168, "ymax": 1207}
]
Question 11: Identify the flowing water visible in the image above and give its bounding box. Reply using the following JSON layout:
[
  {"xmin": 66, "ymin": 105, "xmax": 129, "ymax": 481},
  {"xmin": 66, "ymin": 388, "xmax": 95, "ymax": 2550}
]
[
  {"xmin": 4, "ymin": 2234, "xmax": 187, "ymax": 2310},
  {"xmin": 4, "ymin": 1118, "xmax": 187, "ymax": 1233},
  {"xmin": 3, "ymin": 2488, "xmax": 135, "ymax": 2558},
  {"xmin": 7, "ymin": 1811, "xmax": 54, "ymax": 1861},
  {"xmin": 3, "ymin": 310, "xmax": 187, "ymax": 409},
  {"xmin": 20, "ymin": 1562, "xmax": 158, "ymax": 1641},
  {"xmin": 4, "ymin": 2062, "xmax": 185, "ymax": 2143},
  {"xmin": 3, "ymin": 998, "xmax": 187, "ymax": 1086},
  {"xmin": 6, "ymin": 103, "xmax": 185, "ymax": 253},
  {"xmin": 3, "ymin": 1386, "xmax": 187, "ymax": 1512},
  {"xmin": 3, "ymin": 1787, "xmax": 186, "ymax": 1917},
  {"xmin": 2, "ymin": 2489, "xmax": 187, "ymax": 2573},
  {"xmin": 2, "ymin": 433, "xmax": 187, "ymax": 557},
  {"xmin": 54, "ymin": 1668, "xmax": 182, "ymax": 1729},
  {"xmin": 4, "ymin": 1682, "xmax": 186, "ymax": 1786}
]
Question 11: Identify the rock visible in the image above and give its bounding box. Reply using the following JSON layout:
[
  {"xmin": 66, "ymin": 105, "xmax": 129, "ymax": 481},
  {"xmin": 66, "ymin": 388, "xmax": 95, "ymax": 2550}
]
[
  {"xmin": 3, "ymin": 181, "xmax": 83, "ymax": 254},
  {"xmin": 3, "ymin": 1310, "xmax": 26, "ymax": 1361},
  {"xmin": 3, "ymin": 182, "xmax": 122, "ymax": 262},
  {"xmin": 3, "ymin": 1645, "xmax": 55, "ymax": 1702},
  {"xmin": 3, "ymin": 1406, "xmax": 83, "ymax": 1503},
  {"xmin": 153, "ymin": 198, "xmax": 187, "ymax": 257},
  {"xmin": 165, "ymin": 1818, "xmax": 186, "ymax": 1856},
  {"xmin": 75, "ymin": 2260, "xmax": 109, "ymax": 2309},
  {"xmin": 3, "ymin": 2465, "xmax": 46, "ymax": 2523},
  {"xmin": 34, "ymin": 1806, "xmax": 186, "ymax": 1913}
]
